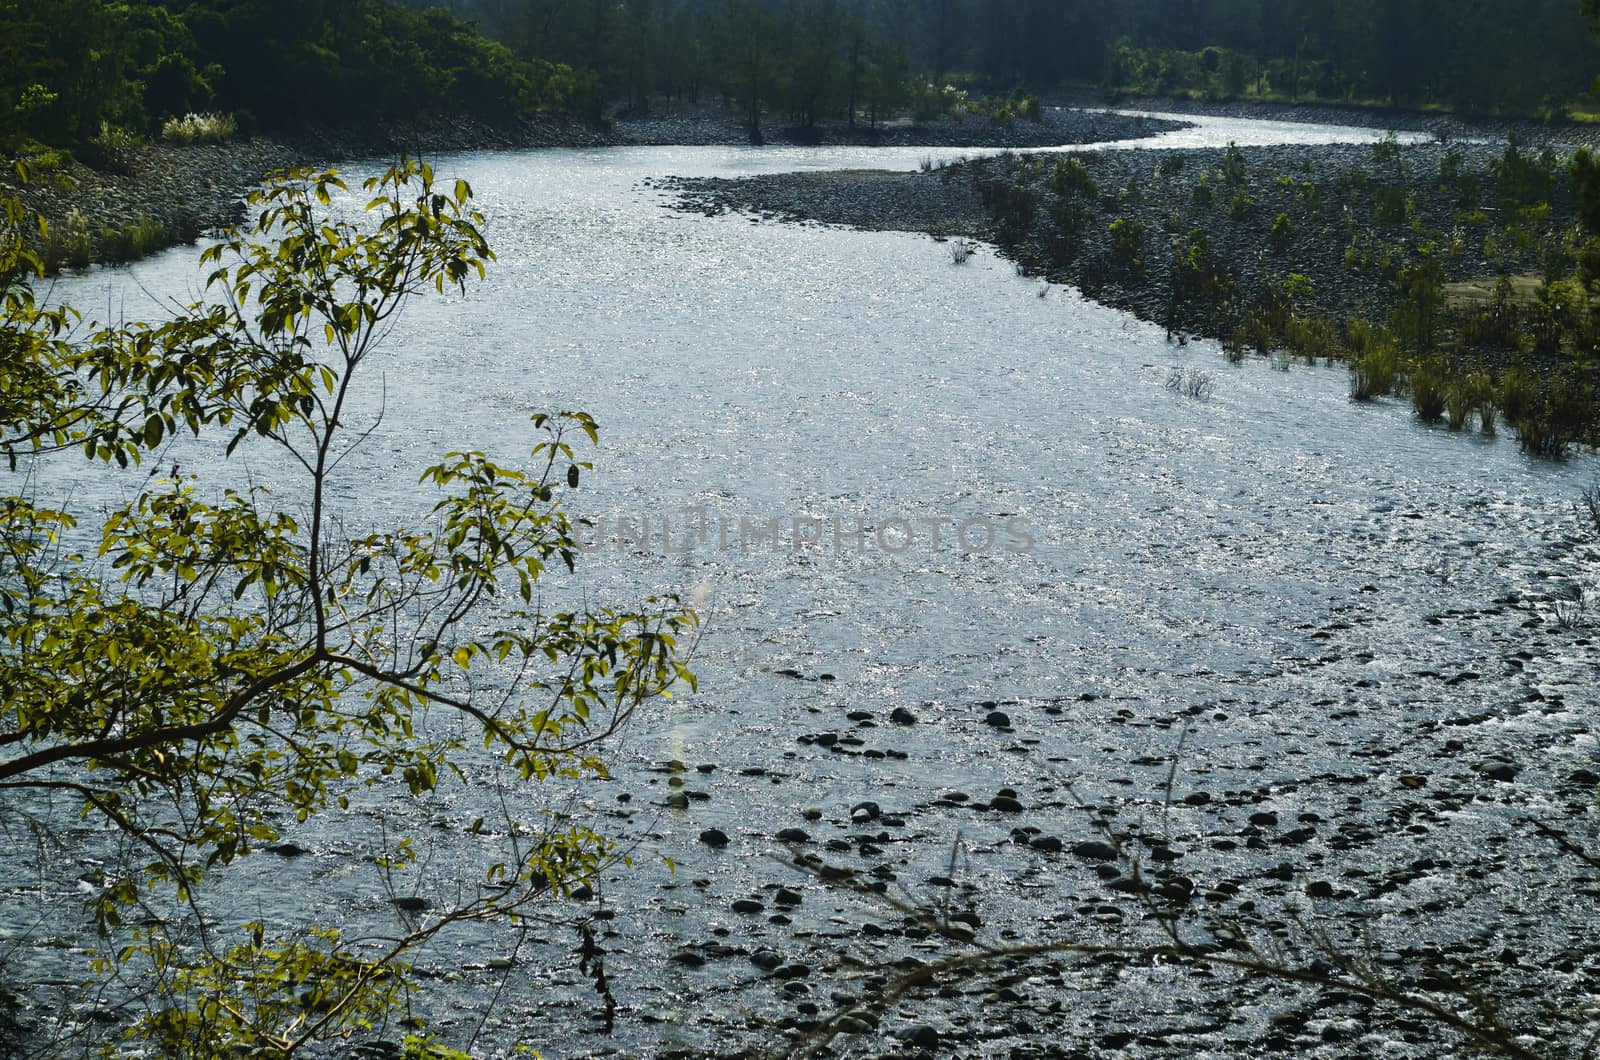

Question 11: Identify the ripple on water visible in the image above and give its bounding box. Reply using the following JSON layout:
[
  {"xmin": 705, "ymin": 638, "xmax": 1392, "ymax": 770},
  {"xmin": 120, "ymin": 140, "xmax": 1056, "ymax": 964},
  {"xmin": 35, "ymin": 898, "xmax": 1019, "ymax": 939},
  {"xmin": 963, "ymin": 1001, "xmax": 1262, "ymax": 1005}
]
[{"xmin": 13, "ymin": 116, "xmax": 1600, "ymax": 1056}]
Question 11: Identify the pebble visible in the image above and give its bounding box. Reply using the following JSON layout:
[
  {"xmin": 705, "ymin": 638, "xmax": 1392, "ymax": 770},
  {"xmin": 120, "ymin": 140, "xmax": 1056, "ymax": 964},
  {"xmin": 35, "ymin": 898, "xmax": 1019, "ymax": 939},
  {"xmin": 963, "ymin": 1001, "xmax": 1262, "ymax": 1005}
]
[
  {"xmin": 699, "ymin": 828, "xmax": 730, "ymax": 848},
  {"xmin": 1480, "ymin": 761, "xmax": 1520, "ymax": 783},
  {"xmin": 850, "ymin": 801, "xmax": 882, "ymax": 822},
  {"xmin": 1071, "ymin": 841, "xmax": 1119, "ymax": 862}
]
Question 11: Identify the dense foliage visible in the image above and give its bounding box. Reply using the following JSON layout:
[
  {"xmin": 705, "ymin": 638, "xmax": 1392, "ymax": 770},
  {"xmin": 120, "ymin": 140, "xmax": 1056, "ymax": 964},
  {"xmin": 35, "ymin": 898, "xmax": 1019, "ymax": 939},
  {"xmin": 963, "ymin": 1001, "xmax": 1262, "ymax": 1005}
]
[
  {"xmin": 7, "ymin": 0, "xmax": 1600, "ymax": 149},
  {"xmin": 0, "ymin": 160, "xmax": 694, "ymax": 1054},
  {"xmin": 0, "ymin": 0, "xmax": 598, "ymax": 147},
  {"xmin": 411, "ymin": 0, "xmax": 1600, "ymax": 118}
]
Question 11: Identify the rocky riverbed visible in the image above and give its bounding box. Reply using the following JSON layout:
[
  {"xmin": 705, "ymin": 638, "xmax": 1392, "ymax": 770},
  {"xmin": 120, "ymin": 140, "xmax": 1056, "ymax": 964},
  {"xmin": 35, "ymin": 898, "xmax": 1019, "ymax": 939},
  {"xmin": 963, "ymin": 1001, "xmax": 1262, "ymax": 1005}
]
[
  {"xmin": 666, "ymin": 138, "xmax": 1533, "ymax": 329},
  {"xmin": 613, "ymin": 105, "xmax": 1185, "ymax": 149}
]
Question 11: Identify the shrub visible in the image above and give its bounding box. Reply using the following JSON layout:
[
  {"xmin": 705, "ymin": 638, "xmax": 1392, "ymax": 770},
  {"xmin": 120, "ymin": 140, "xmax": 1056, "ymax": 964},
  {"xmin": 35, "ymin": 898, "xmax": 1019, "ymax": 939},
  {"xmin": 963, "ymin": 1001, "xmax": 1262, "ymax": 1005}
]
[
  {"xmin": 1284, "ymin": 313, "xmax": 1336, "ymax": 363},
  {"xmin": 1108, "ymin": 217, "xmax": 1146, "ymax": 274},
  {"xmin": 1572, "ymin": 147, "xmax": 1600, "ymax": 236},
  {"xmin": 161, "ymin": 111, "xmax": 239, "ymax": 145},
  {"xmin": 1227, "ymin": 187, "xmax": 1255, "ymax": 219},
  {"xmin": 1270, "ymin": 211, "xmax": 1295, "ymax": 251},
  {"xmin": 1444, "ymin": 377, "xmax": 1474, "ymax": 430},
  {"xmin": 1580, "ymin": 480, "xmax": 1600, "ymax": 537},
  {"xmin": 910, "ymin": 82, "xmax": 970, "ymax": 122},
  {"xmin": 1498, "ymin": 366, "xmax": 1538, "ymax": 426},
  {"xmin": 1439, "ymin": 148, "xmax": 1464, "ymax": 186},
  {"xmin": 1234, "ymin": 310, "xmax": 1276, "ymax": 356},
  {"xmin": 1408, "ymin": 357, "xmax": 1448, "ymax": 422},
  {"xmin": 1507, "ymin": 372, "xmax": 1591, "ymax": 459},
  {"xmin": 1491, "ymin": 134, "xmax": 1556, "ymax": 209},
  {"xmin": 1049, "ymin": 157, "xmax": 1098, "ymax": 201},
  {"xmin": 949, "ymin": 240, "xmax": 974, "ymax": 264},
  {"xmin": 1372, "ymin": 132, "xmax": 1402, "ymax": 173},
  {"xmin": 1348, "ymin": 321, "xmax": 1399, "ymax": 400},
  {"xmin": 1221, "ymin": 141, "xmax": 1246, "ymax": 185},
  {"xmin": 93, "ymin": 121, "xmax": 141, "ymax": 153},
  {"xmin": 1165, "ymin": 365, "xmax": 1216, "ymax": 399},
  {"xmin": 100, "ymin": 217, "xmax": 167, "ymax": 263},
  {"xmin": 1373, "ymin": 185, "xmax": 1409, "ymax": 226},
  {"xmin": 1296, "ymin": 180, "xmax": 1322, "ymax": 214},
  {"xmin": 1173, "ymin": 228, "xmax": 1228, "ymax": 304},
  {"xmin": 58, "ymin": 208, "xmax": 93, "ymax": 270},
  {"xmin": 1468, "ymin": 371, "xmax": 1499, "ymax": 435}
]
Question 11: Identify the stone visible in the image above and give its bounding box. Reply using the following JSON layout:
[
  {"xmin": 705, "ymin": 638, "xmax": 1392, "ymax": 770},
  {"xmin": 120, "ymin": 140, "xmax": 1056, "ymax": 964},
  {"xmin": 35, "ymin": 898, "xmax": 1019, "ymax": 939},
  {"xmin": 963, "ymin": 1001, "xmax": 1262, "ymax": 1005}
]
[
  {"xmin": 1071, "ymin": 840, "xmax": 1118, "ymax": 861},
  {"xmin": 850, "ymin": 801, "xmax": 881, "ymax": 822}
]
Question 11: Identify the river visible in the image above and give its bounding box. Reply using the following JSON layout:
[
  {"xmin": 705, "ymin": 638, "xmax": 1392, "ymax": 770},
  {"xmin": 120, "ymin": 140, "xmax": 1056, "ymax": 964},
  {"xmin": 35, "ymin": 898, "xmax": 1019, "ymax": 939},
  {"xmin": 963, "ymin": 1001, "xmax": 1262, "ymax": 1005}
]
[{"xmin": 9, "ymin": 112, "xmax": 1600, "ymax": 1058}]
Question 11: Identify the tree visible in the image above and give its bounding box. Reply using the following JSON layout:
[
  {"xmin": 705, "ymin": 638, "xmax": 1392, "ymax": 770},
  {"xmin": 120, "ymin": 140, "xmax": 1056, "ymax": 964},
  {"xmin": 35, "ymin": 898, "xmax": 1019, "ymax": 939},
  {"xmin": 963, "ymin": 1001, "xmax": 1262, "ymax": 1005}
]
[{"xmin": 0, "ymin": 159, "xmax": 695, "ymax": 1055}]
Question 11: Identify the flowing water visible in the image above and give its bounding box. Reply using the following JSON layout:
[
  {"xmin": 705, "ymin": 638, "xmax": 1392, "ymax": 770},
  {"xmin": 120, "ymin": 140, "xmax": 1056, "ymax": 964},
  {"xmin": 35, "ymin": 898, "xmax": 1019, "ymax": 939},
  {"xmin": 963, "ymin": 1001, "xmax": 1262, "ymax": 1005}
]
[{"xmin": 7, "ymin": 114, "xmax": 1600, "ymax": 1057}]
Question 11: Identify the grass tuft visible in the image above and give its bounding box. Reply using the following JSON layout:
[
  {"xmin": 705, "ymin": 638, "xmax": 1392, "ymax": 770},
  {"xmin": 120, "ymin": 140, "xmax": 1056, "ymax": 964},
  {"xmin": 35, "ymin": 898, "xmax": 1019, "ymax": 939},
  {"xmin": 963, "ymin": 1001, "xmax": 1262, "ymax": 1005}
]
[{"xmin": 161, "ymin": 112, "xmax": 238, "ymax": 145}]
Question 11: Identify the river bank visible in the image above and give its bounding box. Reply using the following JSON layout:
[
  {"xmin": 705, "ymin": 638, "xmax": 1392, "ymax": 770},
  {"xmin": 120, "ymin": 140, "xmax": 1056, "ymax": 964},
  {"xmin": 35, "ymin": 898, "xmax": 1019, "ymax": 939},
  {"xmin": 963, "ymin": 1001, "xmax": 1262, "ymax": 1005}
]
[
  {"xmin": 0, "ymin": 106, "xmax": 1183, "ymax": 273},
  {"xmin": 1059, "ymin": 90, "xmax": 1600, "ymax": 150},
  {"xmin": 669, "ymin": 129, "xmax": 1600, "ymax": 456}
]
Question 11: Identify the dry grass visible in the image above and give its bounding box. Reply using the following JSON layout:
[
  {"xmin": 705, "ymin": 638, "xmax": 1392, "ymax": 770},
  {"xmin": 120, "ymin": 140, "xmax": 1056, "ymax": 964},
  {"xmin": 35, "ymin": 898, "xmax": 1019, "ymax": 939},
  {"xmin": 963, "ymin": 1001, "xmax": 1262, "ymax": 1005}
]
[{"xmin": 1443, "ymin": 274, "xmax": 1542, "ymax": 310}]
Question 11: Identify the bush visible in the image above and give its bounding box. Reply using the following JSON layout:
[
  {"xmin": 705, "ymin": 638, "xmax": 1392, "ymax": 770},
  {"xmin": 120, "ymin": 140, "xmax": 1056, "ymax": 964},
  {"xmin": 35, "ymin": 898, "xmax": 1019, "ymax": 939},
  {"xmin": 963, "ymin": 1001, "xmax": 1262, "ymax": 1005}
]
[
  {"xmin": 1270, "ymin": 211, "xmax": 1295, "ymax": 251},
  {"xmin": 99, "ymin": 217, "xmax": 167, "ymax": 263},
  {"xmin": 1499, "ymin": 366, "xmax": 1538, "ymax": 425},
  {"xmin": 1373, "ymin": 185, "xmax": 1409, "ymax": 226},
  {"xmin": 911, "ymin": 82, "xmax": 969, "ymax": 123},
  {"xmin": 45, "ymin": 208, "xmax": 94, "ymax": 271},
  {"xmin": 161, "ymin": 111, "xmax": 238, "ymax": 145},
  {"xmin": 1468, "ymin": 371, "xmax": 1499, "ymax": 435},
  {"xmin": 1491, "ymin": 134, "xmax": 1556, "ymax": 209},
  {"xmin": 1408, "ymin": 357, "xmax": 1448, "ymax": 422},
  {"xmin": 1108, "ymin": 217, "xmax": 1146, "ymax": 275},
  {"xmin": 1284, "ymin": 313, "xmax": 1337, "ymax": 363},
  {"xmin": 1221, "ymin": 141, "xmax": 1246, "ymax": 185},
  {"xmin": 1580, "ymin": 480, "xmax": 1600, "ymax": 537},
  {"xmin": 1165, "ymin": 365, "xmax": 1216, "ymax": 399},
  {"xmin": 1348, "ymin": 321, "xmax": 1399, "ymax": 400}
]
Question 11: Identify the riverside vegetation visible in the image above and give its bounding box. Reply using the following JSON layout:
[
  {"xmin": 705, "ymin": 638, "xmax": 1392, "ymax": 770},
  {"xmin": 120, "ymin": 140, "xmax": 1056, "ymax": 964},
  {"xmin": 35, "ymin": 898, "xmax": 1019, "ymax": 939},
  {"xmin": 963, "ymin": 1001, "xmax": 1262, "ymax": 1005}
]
[
  {"xmin": 978, "ymin": 134, "xmax": 1600, "ymax": 458},
  {"xmin": 674, "ymin": 129, "xmax": 1600, "ymax": 460},
  {"xmin": 0, "ymin": 162, "xmax": 695, "ymax": 1056}
]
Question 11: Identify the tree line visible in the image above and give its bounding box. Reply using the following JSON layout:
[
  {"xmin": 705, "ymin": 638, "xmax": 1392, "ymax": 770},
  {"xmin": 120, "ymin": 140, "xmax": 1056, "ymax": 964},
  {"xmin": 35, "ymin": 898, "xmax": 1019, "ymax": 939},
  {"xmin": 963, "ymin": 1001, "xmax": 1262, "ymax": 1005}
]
[
  {"xmin": 412, "ymin": 0, "xmax": 1600, "ymax": 119},
  {"xmin": 7, "ymin": 0, "xmax": 1600, "ymax": 149},
  {"xmin": 0, "ymin": 0, "xmax": 599, "ymax": 147}
]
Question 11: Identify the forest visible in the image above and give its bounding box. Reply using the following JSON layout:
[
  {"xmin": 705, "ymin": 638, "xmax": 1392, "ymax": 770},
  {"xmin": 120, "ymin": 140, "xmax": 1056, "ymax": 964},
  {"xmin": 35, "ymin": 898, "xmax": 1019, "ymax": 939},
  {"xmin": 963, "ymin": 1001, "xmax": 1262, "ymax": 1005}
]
[
  {"xmin": 6, "ymin": 0, "xmax": 1600, "ymax": 149},
  {"xmin": 420, "ymin": 0, "xmax": 1600, "ymax": 117}
]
